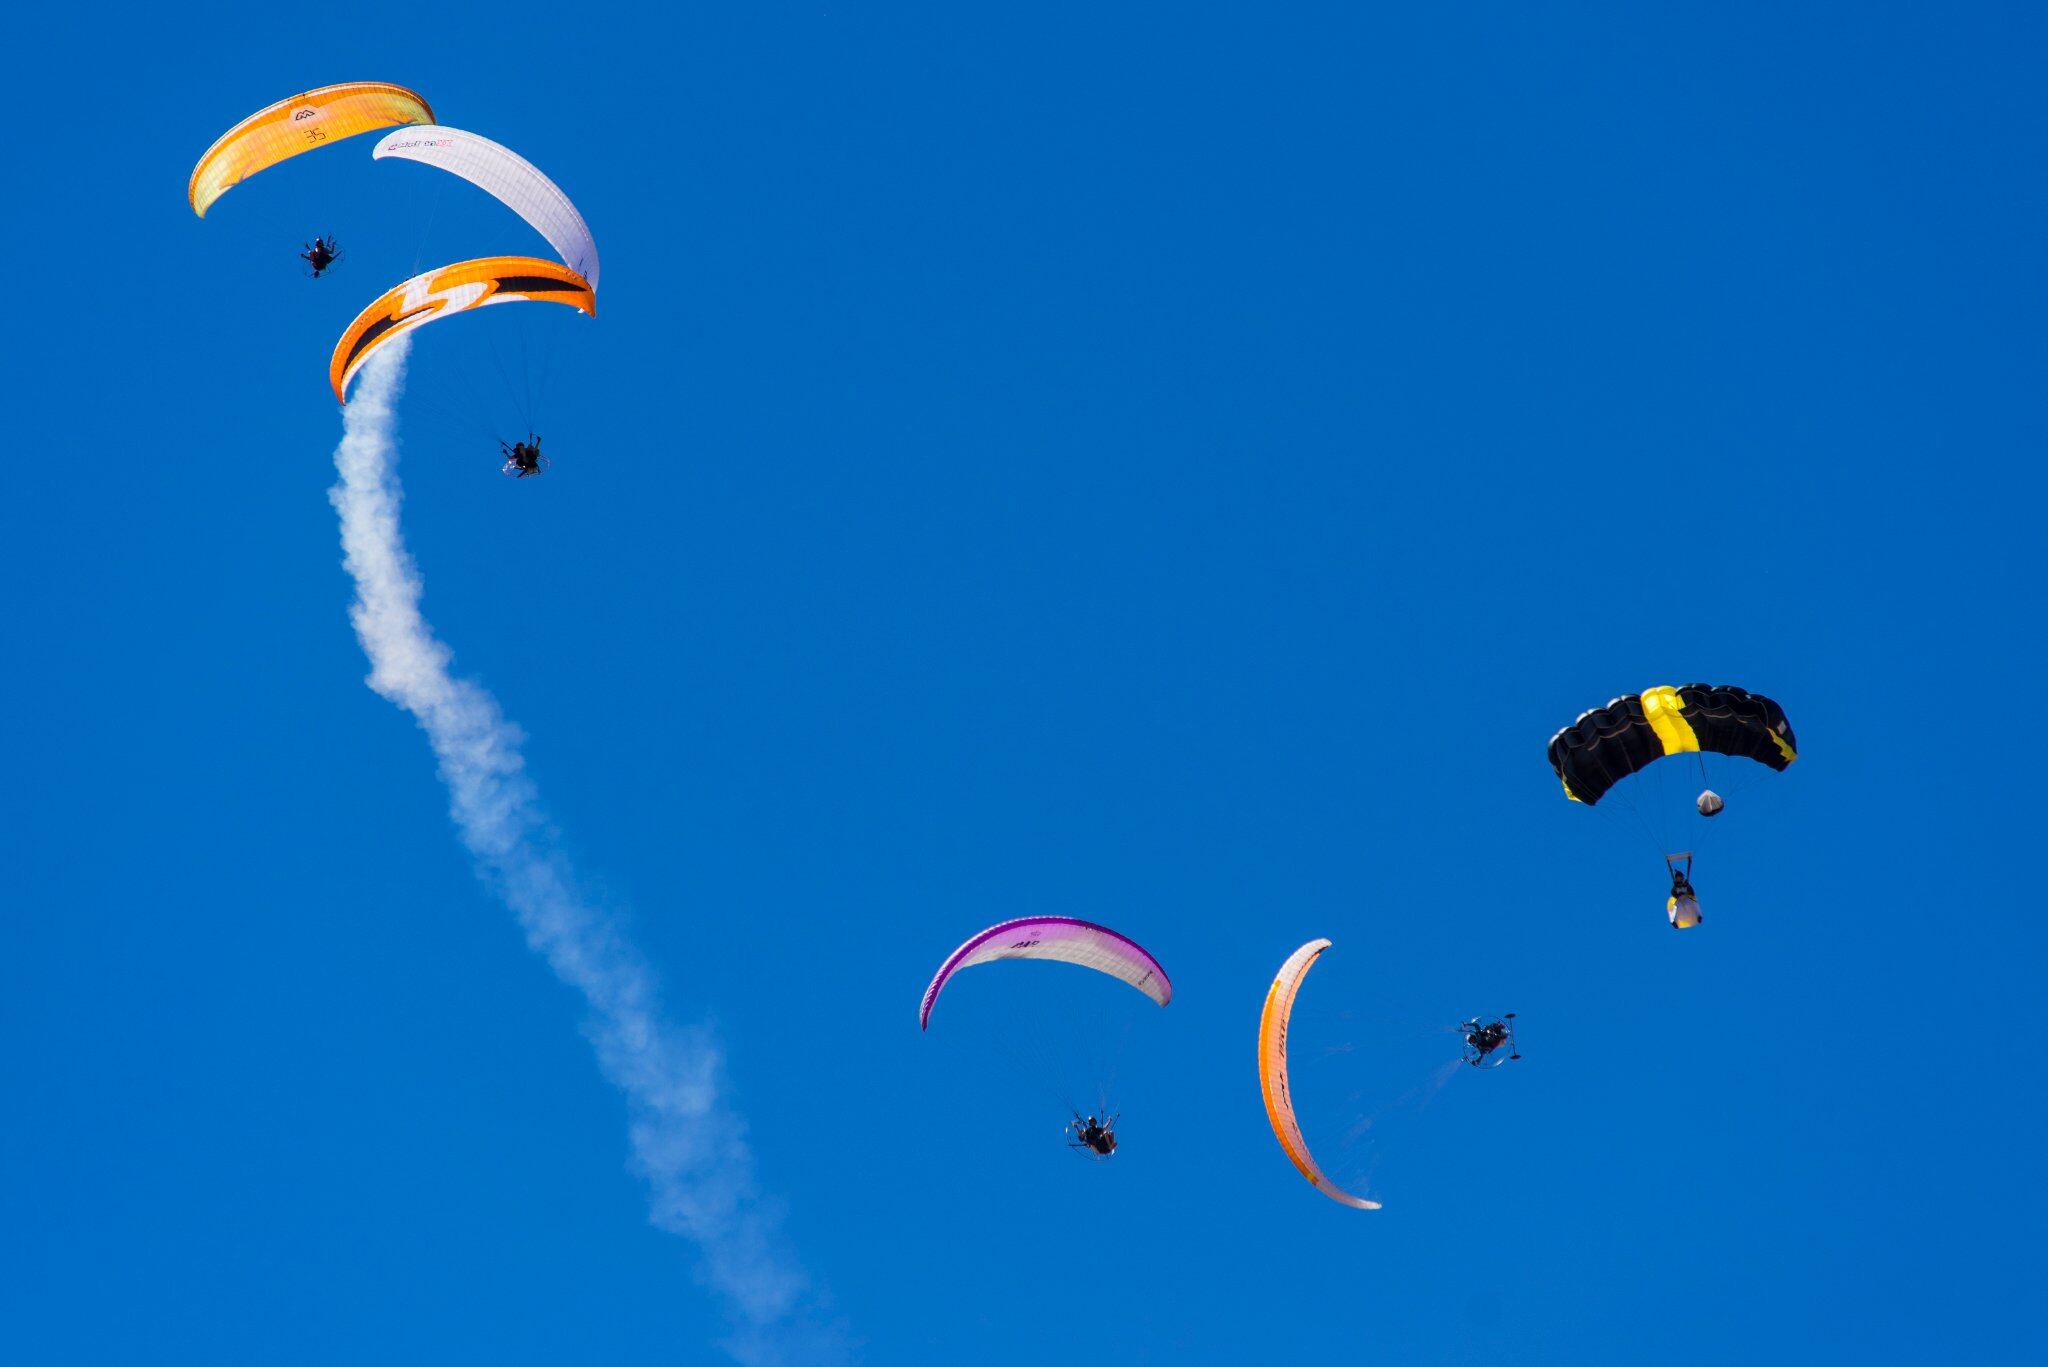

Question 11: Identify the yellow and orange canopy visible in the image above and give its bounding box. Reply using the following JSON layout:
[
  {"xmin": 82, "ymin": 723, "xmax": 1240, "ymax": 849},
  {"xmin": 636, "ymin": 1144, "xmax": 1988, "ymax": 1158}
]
[{"xmin": 189, "ymin": 81, "xmax": 433, "ymax": 217}]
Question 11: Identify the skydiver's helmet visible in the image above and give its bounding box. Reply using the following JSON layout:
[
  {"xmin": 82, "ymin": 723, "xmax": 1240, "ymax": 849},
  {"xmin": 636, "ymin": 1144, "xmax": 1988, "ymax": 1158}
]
[
  {"xmin": 1696, "ymin": 789, "xmax": 1725, "ymax": 817},
  {"xmin": 1668, "ymin": 893, "xmax": 1703, "ymax": 930}
]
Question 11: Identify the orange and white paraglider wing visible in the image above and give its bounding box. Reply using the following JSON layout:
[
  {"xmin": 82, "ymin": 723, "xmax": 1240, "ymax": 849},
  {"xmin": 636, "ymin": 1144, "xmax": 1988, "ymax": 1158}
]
[
  {"xmin": 330, "ymin": 257, "xmax": 596, "ymax": 403},
  {"xmin": 1258, "ymin": 939, "xmax": 1380, "ymax": 1210},
  {"xmin": 189, "ymin": 81, "xmax": 433, "ymax": 216}
]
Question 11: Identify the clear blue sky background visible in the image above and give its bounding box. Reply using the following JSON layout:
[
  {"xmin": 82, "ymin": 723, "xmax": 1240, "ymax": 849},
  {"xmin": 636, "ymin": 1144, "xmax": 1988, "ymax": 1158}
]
[{"xmin": 4, "ymin": 3, "xmax": 2043, "ymax": 1362}]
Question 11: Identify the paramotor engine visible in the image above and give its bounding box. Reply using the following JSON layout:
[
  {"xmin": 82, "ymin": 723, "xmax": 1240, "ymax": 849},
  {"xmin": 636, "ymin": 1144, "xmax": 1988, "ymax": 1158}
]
[{"xmin": 1461, "ymin": 1013, "xmax": 1519, "ymax": 1068}]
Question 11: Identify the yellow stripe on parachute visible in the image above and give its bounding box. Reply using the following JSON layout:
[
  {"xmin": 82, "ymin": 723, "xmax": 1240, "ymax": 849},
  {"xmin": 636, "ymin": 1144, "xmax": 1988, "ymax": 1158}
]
[{"xmin": 1638, "ymin": 685, "xmax": 1701, "ymax": 756}]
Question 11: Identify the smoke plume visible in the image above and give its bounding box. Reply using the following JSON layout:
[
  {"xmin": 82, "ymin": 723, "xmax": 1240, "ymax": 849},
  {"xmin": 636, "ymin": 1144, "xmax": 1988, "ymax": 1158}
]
[{"xmin": 327, "ymin": 342, "xmax": 838, "ymax": 1363}]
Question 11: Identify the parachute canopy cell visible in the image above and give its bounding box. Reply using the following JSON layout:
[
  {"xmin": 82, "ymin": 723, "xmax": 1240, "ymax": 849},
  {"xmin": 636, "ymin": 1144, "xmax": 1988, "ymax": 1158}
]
[
  {"xmin": 374, "ymin": 126, "xmax": 601, "ymax": 289},
  {"xmin": 919, "ymin": 917, "xmax": 1171, "ymax": 1030},
  {"xmin": 190, "ymin": 81, "xmax": 433, "ymax": 217},
  {"xmin": 329, "ymin": 256, "xmax": 595, "ymax": 403},
  {"xmin": 1548, "ymin": 684, "xmax": 1798, "ymax": 806},
  {"xmin": 1258, "ymin": 939, "xmax": 1380, "ymax": 1210}
]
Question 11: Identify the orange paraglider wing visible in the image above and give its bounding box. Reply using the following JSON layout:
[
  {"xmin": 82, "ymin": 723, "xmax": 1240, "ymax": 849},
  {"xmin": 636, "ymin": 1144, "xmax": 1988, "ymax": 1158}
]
[
  {"xmin": 190, "ymin": 81, "xmax": 433, "ymax": 216},
  {"xmin": 1258, "ymin": 939, "xmax": 1381, "ymax": 1210},
  {"xmin": 329, "ymin": 257, "xmax": 595, "ymax": 404}
]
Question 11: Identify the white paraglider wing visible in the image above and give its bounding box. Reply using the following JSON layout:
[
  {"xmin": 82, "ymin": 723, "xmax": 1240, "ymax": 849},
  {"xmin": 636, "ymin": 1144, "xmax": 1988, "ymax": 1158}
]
[{"xmin": 374, "ymin": 126, "xmax": 601, "ymax": 289}]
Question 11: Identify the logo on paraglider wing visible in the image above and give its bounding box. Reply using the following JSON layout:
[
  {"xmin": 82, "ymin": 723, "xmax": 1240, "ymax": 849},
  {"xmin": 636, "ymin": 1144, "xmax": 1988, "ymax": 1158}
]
[{"xmin": 292, "ymin": 107, "xmax": 319, "ymax": 121}]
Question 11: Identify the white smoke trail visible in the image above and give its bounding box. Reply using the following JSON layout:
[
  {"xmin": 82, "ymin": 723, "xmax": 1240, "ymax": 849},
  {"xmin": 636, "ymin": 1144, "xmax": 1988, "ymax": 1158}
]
[{"xmin": 328, "ymin": 342, "xmax": 839, "ymax": 1364}]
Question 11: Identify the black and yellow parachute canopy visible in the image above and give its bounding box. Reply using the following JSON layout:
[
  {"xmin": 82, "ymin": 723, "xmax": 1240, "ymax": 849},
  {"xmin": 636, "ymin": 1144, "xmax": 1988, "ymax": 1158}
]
[{"xmin": 1548, "ymin": 684, "xmax": 1797, "ymax": 805}]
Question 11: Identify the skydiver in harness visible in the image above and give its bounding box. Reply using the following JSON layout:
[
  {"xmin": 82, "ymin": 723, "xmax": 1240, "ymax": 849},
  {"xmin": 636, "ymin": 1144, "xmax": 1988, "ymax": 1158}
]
[
  {"xmin": 301, "ymin": 236, "xmax": 340, "ymax": 277},
  {"xmin": 500, "ymin": 435, "xmax": 545, "ymax": 478},
  {"xmin": 1068, "ymin": 1113, "xmax": 1117, "ymax": 1157},
  {"xmin": 1666, "ymin": 853, "xmax": 1703, "ymax": 929}
]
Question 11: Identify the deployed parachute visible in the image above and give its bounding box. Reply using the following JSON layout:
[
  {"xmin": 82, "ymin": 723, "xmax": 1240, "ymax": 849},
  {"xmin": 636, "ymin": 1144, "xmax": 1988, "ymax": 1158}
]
[
  {"xmin": 330, "ymin": 256, "xmax": 595, "ymax": 403},
  {"xmin": 189, "ymin": 82, "xmax": 433, "ymax": 217},
  {"xmin": 1550, "ymin": 683, "xmax": 1798, "ymax": 927},
  {"xmin": 1548, "ymin": 684, "xmax": 1796, "ymax": 806},
  {"xmin": 1257, "ymin": 939, "xmax": 1380, "ymax": 1210},
  {"xmin": 920, "ymin": 917, "xmax": 1171, "ymax": 1030},
  {"xmin": 374, "ymin": 126, "xmax": 601, "ymax": 289}
]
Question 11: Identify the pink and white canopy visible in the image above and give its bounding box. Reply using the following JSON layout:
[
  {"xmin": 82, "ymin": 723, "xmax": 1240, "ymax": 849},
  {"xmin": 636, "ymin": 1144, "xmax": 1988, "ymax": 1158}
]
[{"xmin": 919, "ymin": 917, "xmax": 1172, "ymax": 1030}]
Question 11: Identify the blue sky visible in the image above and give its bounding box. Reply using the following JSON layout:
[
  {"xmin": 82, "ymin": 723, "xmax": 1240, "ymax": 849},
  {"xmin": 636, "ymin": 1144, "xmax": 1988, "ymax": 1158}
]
[{"xmin": 4, "ymin": 3, "xmax": 2044, "ymax": 1362}]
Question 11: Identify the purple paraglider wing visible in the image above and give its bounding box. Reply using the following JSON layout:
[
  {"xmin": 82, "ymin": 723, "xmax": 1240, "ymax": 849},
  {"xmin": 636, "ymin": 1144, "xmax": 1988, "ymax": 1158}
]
[{"xmin": 919, "ymin": 917, "xmax": 1172, "ymax": 1029}]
